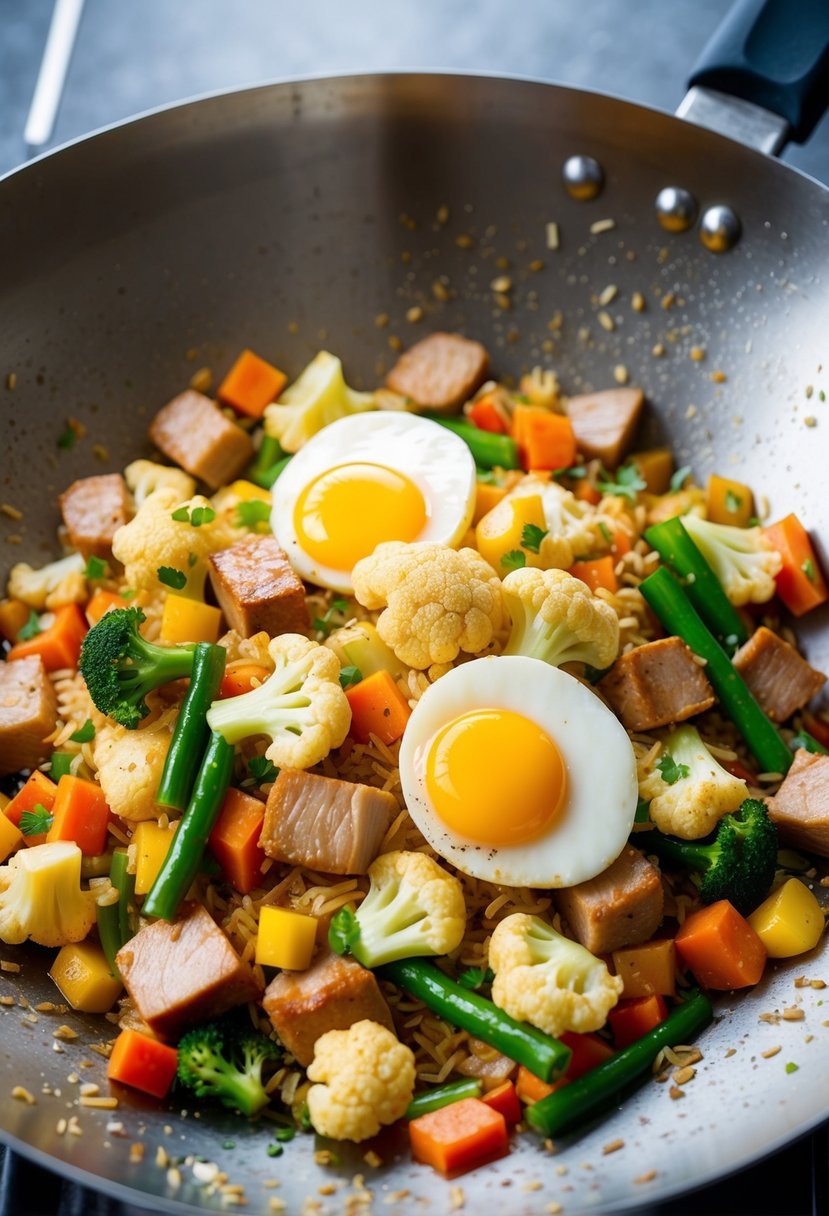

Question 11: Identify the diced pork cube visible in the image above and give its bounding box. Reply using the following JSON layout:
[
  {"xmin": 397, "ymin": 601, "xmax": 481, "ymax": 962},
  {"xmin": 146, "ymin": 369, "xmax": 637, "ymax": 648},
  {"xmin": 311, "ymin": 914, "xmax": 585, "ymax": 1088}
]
[
  {"xmin": 554, "ymin": 846, "xmax": 664, "ymax": 956},
  {"xmin": 59, "ymin": 474, "xmax": 132, "ymax": 558},
  {"xmin": 148, "ymin": 391, "xmax": 254, "ymax": 490},
  {"xmin": 598, "ymin": 637, "xmax": 715, "ymax": 731},
  {"xmin": 208, "ymin": 535, "xmax": 308, "ymax": 637},
  {"xmin": 260, "ymin": 768, "xmax": 397, "ymax": 875},
  {"xmin": 767, "ymin": 749, "xmax": 829, "ymax": 857},
  {"xmin": 263, "ymin": 949, "xmax": 394, "ymax": 1065},
  {"xmin": 565, "ymin": 387, "xmax": 644, "ymax": 467},
  {"xmin": 385, "ymin": 332, "xmax": 489, "ymax": 413},
  {"xmin": 732, "ymin": 627, "xmax": 826, "ymax": 724},
  {"xmin": 0, "ymin": 656, "xmax": 58, "ymax": 776},
  {"xmin": 115, "ymin": 903, "xmax": 263, "ymax": 1040}
]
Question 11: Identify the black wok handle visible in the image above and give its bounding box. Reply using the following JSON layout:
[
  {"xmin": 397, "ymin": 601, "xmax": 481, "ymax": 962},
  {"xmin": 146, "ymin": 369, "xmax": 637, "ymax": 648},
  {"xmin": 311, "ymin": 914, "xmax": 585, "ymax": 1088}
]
[{"xmin": 687, "ymin": 0, "xmax": 829, "ymax": 144}]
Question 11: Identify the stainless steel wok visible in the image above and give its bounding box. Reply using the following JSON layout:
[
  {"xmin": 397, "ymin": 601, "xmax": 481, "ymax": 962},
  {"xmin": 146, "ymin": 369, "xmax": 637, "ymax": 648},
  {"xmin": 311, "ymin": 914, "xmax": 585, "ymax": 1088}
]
[{"xmin": 1, "ymin": 1, "xmax": 828, "ymax": 1211}]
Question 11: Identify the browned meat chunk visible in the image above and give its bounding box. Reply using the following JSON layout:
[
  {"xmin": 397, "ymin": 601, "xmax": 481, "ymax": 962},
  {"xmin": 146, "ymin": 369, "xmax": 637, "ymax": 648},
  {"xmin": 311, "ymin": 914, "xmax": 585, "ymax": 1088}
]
[
  {"xmin": 0, "ymin": 656, "xmax": 57, "ymax": 776},
  {"xmin": 385, "ymin": 332, "xmax": 489, "ymax": 413},
  {"xmin": 115, "ymin": 903, "xmax": 262, "ymax": 1040},
  {"xmin": 208, "ymin": 535, "xmax": 308, "ymax": 637},
  {"xmin": 59, "ymin": 474, "xmax": 132, "ymax": 558},
  {"xmin": 554, "ymin": 846, "xmax": 664, "ymax": 956},
  {"xmin": 732, "ymin": 627, "xmax": 825, "ymax": 724},
  {"xmin": 598, "ymin": 637, "xmax": 715, "ymax": 731},
  {"xmin": 148, "ymin": 391, "xmax": 254, "ymax": 490},
  {"xmin": 767, "ymin": 749, "xmax": 829, "ymax": 857},
  {"xmin": 565, "ymin": 387, "xmax": 644, "ymax": 467},
  {"xmin": 263, "ymin": 949, "xmax": 394, "ymax": 1065},
  {"xmin": 261, "ymin": 769, "xmax": 396, "ymax": 875}
]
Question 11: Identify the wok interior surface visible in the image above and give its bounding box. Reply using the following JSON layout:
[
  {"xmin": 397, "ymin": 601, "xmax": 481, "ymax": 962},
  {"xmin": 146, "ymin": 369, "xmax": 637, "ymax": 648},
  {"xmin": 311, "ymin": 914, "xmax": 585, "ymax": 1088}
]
[{"xmin": 0, "ymin": 74, "xmax": 828, "ymax": 1213}]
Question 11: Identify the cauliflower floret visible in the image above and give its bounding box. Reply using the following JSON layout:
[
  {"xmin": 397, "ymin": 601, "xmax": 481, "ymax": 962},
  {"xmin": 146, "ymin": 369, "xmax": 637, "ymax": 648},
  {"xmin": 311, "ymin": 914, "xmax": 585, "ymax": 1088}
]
[
  {"xmin": 111, "ymin": 489, "xmax": 238, "ymax": 599},
  {"xmin": 264, "ymin": 351, "xmax": 375, "ymax": 453},
  {"xmin": 124, "ymin": 459, "xmax": 196, "ymax": 508},
  {"xmin": 93, "ymin": 711, "xmax": 177, "ymax": 822},
  {"xmin": 0, "ymin": 841, "xmax": 99, "ymax": 947},
  {"xmin": 502, "ymin": 567, "xmax": 619, "ymax": 669},
  {"xmin": 8, "ymin": 552, "xmax": 86, "ymax": 610},
  {"xmin": 307, "ymin": 1020, "xmax": 416, "ymax": 1142},
  {"xmin": 352, "ymin": 542, "xmax": 505, "ymax": 669},
  {"xmin": 206, "ymin": 633, "xmax": 350, "ymax": 769},
  {"xmin": 218, "ymin": 629, "xmax": 275, "ymax": 669},
  {"xmin": 518, "ymin": 480, "xmax": 602, "ymax": 569},
  {"xmin": 638, "ymin": 723, "xmax": 749, "ymax": 839},
  {"xmin": 518, "ymin": 367, "xmax": 561, "ymax": 409},
  {"xmin": 328, "ymin": 850, "xmax": 466, "ymax": 967},
  {"xmin": 489, "ymin": 913, "xmax": 623, "ymax": 1038},
  {"xmin": 682, "ymin": 515, "xmax": 782, "ymax": 606}
]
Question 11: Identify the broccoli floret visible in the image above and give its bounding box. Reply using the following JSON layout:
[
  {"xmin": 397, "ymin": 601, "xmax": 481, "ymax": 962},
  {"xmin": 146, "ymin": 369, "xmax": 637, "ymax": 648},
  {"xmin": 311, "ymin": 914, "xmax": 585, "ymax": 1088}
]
[
  {"xmin": 176, "ymin": 1022, "xmax": 280, "ymax": 1117},
  {"xmin": 79, "ymin": 607, "xmax": 196, "ymax": 728},
  {"xmin": 637, "ymin": 797, "xmax": 778, "ymax": 916}
]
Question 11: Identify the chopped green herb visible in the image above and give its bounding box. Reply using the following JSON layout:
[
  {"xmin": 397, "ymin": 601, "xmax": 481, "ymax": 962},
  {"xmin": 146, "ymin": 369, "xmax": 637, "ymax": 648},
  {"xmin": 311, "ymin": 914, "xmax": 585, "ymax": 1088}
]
[
  {"xmin": 521, "ymin": 523, "xmax": 548, "ymax": 554},
  {"xmin": 583, "ymin": 663, "xmax": 613, "ymax": 684},
  {"xmin": 241, "ymin": 755, "xmax": 279, "ymax": 788},
  {"xmin": 313, "ymin": 597, "xmax": 351, "ymax": 639},
  {"xmin": 476, "ymin": 469, "xmax": 498, "ymax": 485},
  {"xmin": 17, "ymin": 610, "xmax": 42, "ymax": 641},
  {"xmin": 121, "ymin": 588, "xmax": 136, "ymax": 600},
  {"xmin": 501, "ymin": 549, "xmax": 526, "ymax": 572},
  {"xmin": 725, "ymin": 488, "xmax": 743, "ymax": 514},
  {"xmin": 171, "ymin": 507, "xmax": 190, "ymax": 523},
  {"xmin": 266, "ymin": 1144, "xmax": 283, "ymax": 1158},
  {"xmin": 553, "ymin": 465, "xmax": 587, "ymax": 481},
  {"xmin": 457, "ymin": 966, "xmax": 495, "ymax": 991},
  {"xmin": 50, "ymin": 752, "xmax": 74, "ymax": 780},
  {"xmin": 635, "ymin": 796, "xmax": 651, "ymax": 824},
  {"xmin": 669, "ymin": 465, "xmax": 692, "ymax": 493},
  {"xmin": 84, "ymin": 556, "xmax": 107, "ymax": 581},
  {"xmin": 157, "ymin": 566, "xmax": 188, "ymax": 590},
  {"xmin": 785, "ymin": 1061, "xmax": 799, "ymax": 1074},
  {"xmin": 819, "ymin": 390, "xmax": 826, "ymax": 403},
  {"xmin": 69, "ymin": 719, "xmax": 96, "ymax": 744},
  {"xmin": 801, "ymin": 558, "xmax": 816, "ymax": 583},
  {"xmin": 298, "ymin": 1104, "xmax": 312, "ymax": 1133},
  {"xmin": 187, "ymin": 551, "xmax": 198, "ymax": 568},
  {"xmin": 656, "ymin": 753, "xmax": 690, "ymax": 785},
  {"xmin": 339, "ymin": 665, "xmax": 363, "ymax": 689},
  {"xmin": 57, "ymin": 422, "xmax": 77, "ymax": 450},
  {"xmin": 598, "ymin": 521, "xmax": 613, "ymax": 545},
  {"xmin": 222, "ymin": 1140, "xmax": 236, "ymax": 1151},
  {"xmin": 19, "ymin": 805, "xmax": 54, "ymax": 836},
  {"xmin": 235, "ymin": 499, "xmax": 272, "ymax": 528},
  {"xmin": 747, "ymin": 516, "xmax": 761, "ymax": 527},
  {"xmin": 597, "ymin": 464, "xmax": 647, "ymax": 502},
  {"xmin": 171, "ymin": 505, "xmax": 216, "ymax": 527},
  {"xmin": 274, "ymin": 1126, "xmax": 295, "ymax": 1142}
]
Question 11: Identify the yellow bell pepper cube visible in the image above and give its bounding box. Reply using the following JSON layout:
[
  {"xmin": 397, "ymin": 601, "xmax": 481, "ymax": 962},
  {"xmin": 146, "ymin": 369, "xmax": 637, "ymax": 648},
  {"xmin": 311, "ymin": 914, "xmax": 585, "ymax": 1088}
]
[
  {"xmin": 0, "ymin": 792, "xmax": 10, "ymax": 811},
  {"xmin": 472, "ymin": 481, "xmax": 508, "ymax": 526},
  {"xmin": 0, "ymin": 811, "xmax": 23, "ymax": 863},
  {"xmin": 160, "ymin": 593, "xmax": 222, "ymax": 645},
  {"xmin": 255, "ymin": 906, "xmax": 317, "ymax": 971},
  {"xmin": 132, "ymin": 821, "xmax": 178, "ymax": 896},
  {"xmin": 327, "ymin": 620, "xmax": 407, "ymax": 680},
  {"xmin": 476, "ymin": 493, "xmax": 547, "ymax": 574},
  {"xmin": 748, "ymin": 877, "xmax": 825, "ymax": 958},
  {"xmin": 229, "ymin": 479, "xmax": 271, "ymax": 504},
  {"xmin": 49, "ymin": 942, "xmax": 123, "ymax": 1012},
  {"xmin": 706, "ymin": 474, "xmax": 754, "ymax": 528},
  {"xmin": 612, "ymin": 939, "xmax": 676, "ymax": 999},
  {"xmin": 630, "ymin": 448, "xmax": 674, "ymax": 495}
]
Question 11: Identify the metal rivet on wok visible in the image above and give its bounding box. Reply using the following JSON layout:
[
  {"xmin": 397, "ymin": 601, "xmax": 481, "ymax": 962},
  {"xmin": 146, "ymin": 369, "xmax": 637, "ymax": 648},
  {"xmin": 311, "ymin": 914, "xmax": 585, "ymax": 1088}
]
[
  {"xmin": 562, "ymin": 155, "xmax": 604, "ymax": 201},
  {"xmin": 699, "ymin": 203, "xmax": 742, "ymax": 253},
  {"xmin": 655, "ymin": 186, "xmax": 698, "ymax": 233}
]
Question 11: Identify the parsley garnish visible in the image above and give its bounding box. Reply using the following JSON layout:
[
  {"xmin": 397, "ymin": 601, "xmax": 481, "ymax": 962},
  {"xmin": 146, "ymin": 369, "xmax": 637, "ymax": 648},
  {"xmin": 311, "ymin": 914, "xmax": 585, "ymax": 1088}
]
[
  {"xmin": 235, "ymin": 499, "xmax": 272, "ymax": 529},
  {"xmin": 725, "ymin": 488, "xmax": 743, "ymax": 513},
  {"xmin": 57, "ymin": 422, "xmax": 77, "ymax": 450},
  {"xmin": 19, "ymin": 805, "xmax": 54, "ymax": 836},
  {"xmin": 241, "ymin": 756, "xmax": 279, "ymax": 788},
  {"xmin": 69, "ymin": 719, "xmax": 96, "ymax": 744},
  {"xmin": 274, "ymin": 1126, "xmax": 295, "ymax": 1143},
  {"xmin": 669, "ymin": 465, "xmax": 692, "ymax": 493},
  {"xmin": 801, "ymin": 558, "xmax": 816, "ymax": 583},
  {"xmin": 339, "ymin": 665, "xmax": 363, "ymax": 689},
  {"xmin": 597, "ymin": 464, "xmax": 647, "ymax": 502},
  {"xmin": 552, "ymin": 465, "xmax": 587, "ymax": 480},
  {"xmin": 785, "ymin": 1062, "xmax": 799, "ymax": 1074},
  {"xmin": 521, "ymin": 523, "xmax": 548, "ymax": 554},
  {"xmin": 313, "ymin": 598, "xmax": 350, "ymax": 638},
  {"xmin": 17, "ymin": 610, "xmax": 42, "ymax": 641},
  {"xmin": 656, "ymin": 753, "xmax": 690, "ymax": 785},
  {"xmin": 476, "ymin": 469, "xmax": 498, "ymax": 485},
  {"xmin": 501, "ymin": 549, "xmax": 526, "ymax": 572},
  {"xmin": 598, "ymin": 521, "xmax": 613, "ymax": 545},
  {"xmin": 187, "ymin": 551, "xmax": 198, "ymax": 568},
  {"xmin": 157, "ymin": 566, "xmax": 187, "ymax": 590},
  {"xmin": 458, "ymin": 966, "xmax": 495, "ymax": 991},
  {"xmin": 171, "ymin": 505, "xmax": 216, "ymax": 527},
  {"xmin": 84, "ymin": 556, "xmax": 107, "ymax": 581},
  {"xmin": 635, "ymin": 796, "xmax": 651, "ymax": 824}
]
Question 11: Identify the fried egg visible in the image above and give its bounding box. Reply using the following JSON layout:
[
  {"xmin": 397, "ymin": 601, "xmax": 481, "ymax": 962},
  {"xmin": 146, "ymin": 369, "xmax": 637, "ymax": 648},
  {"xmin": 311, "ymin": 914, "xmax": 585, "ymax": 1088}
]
[
  {"xmin": 399, "ymin": 655, "xmax": 638, "ymax": 888},
  {"xmin": 271, "ymin": 413, "xmax": 476, "ymax": 593}
]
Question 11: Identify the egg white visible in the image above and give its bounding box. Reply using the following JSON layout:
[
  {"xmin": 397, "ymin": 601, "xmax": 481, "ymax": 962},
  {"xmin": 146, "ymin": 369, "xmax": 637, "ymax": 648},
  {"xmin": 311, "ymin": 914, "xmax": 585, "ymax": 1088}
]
[
  {"xmin": 399, "ymin": 655, "xmax": 638, "ymax": 888},
  {"xmin": 271, "ymin": 412, "xmax": 476, "ymax": 593}
]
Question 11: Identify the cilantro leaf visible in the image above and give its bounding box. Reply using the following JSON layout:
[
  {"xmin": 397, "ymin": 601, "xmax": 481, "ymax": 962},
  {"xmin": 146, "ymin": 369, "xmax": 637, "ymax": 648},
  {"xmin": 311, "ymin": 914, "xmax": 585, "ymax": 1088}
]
[
  {"xmin": 171, "ymin": 506, "xmax": 191, "ymax": 523},
  {"xmin": 69, "ymin": 719, "xmax": 96, "ymax": 744},
  {"xmin": 801, "ymin": 558, "xmax": 816, "ymax": 584},
  {"xmin": 458, "ymin": 966, "xmax": 495, "ymax": 991},
  {"xmin": 19, "ymin": 805, "xmax": 54, "ymax": 836},
  {"xmin": 669, "ymin": 465, "xmax": 692, "ymax": 493},
  {"xmin": 597, "ymin": 464, "xmax": 647, "ymax": 502},
  {"xmin": 83, "ymin": 556, "xmax": 107, "ymax": 581},
  {"xmin": 725, "ymin": 488, "xmax": 743, "ymax": 514},
  {"xmin": 598, "ymin": 521, "xmax": 613, "ymax": 545},
  {"xmin": 235, "ymin": 499, "xmax": 272, "ymax": 529},
  {"xmin": 171, "ymin": 505, "xmax": 216, "ymax": 527},
  {"xmin": 157, "ymin": 566, "xmax": 187, "ymax": 590},
  {"xmin": 656, "ymin": 752, "xmax": 690, "ymax": 785},
  {"xmin": 57, "ymin": 422, "xmax": 77, "ymax": 450},
  {"xmin": 476, "ymin": 469, "xmax": 498, "ymax": 485},
  {"xmin": 521, "ymin": 523, "xmax": 548, "ymax": 554},
  {"xmin": 241, "ymin": 755, "xmax": 279, "ymax": 788},
  {"xmin": 17, "ymin": 610, "xmax": 42, "ymax": 641},
  {"xmin": 635, "ymin": 796, "xmax": 651, "ymax": 824},
  {"xmin": 552, "ymin": 465, "xmax": 587, "ymax": 481},
  {"xmin": 339, "ymin": 665, "xmax": 363, "ymax": 689},
  {"xmin": 313, "ymin": 598, "xmax": 351, "ymax": 639},
  {"xmin": 187, "ymin": 551, "xmax": 198, "ymax": 568},
  {"xmin": 501, "ymin": 549, "xmax": 526, "ymax": 572},
  {"xmin": 785, "ymin": 1062, "xmax": 799, "ymax": 1074}
]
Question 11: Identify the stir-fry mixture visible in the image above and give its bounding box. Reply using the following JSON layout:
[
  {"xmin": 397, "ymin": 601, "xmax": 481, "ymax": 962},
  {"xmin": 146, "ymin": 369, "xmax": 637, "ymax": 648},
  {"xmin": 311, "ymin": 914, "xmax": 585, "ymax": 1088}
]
[{"xmin": 1, "ymin": 333, "xmax": 828, "ymax": 1173}]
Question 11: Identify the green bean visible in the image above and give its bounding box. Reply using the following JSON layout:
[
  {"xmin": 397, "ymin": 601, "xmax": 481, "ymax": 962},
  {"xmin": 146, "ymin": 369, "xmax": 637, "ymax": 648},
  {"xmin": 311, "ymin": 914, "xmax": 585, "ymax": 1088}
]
[
  {"xmin": 142, "ymin": 732, "xmax": 235, "ymax": 922},
  {"xmin": 422, "ymin": 416, "xmax": 520, "ymax": 470},
  {"xmin": 639, "ymin": 567, "xmax": 792, "ymax": 775},
  {"xmin": 526, "ymin": 989, "xmax": 713, "ymax": 1137},
  {"xmin": 248, "ymin": 434, "xmax": 292, "ymax": 489},
  {"xmin": 157, "ymin": 643, "xmax": 227, "ymax": 810},
  {"xmin": 405, "ymin": 1078, "xmax": 482, "ymax": 1120},
  {"xmin": 379, "ymin": 959, "xmax": 571, "ymax": 1082},
  {"xmin": 96, "ymin": 849, "xmax": 135, "ymax": 977}
]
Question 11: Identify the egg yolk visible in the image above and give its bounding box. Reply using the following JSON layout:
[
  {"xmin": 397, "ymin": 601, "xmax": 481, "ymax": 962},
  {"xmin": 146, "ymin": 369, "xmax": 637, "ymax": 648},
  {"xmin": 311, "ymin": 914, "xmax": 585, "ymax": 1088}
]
[
  {"xmin": 294, "ymin": 462, "xmax": 428, "ymax": 570},
  {"xmin": 425, "ymin": 708, "xmax": 567, "ymax": 847}
]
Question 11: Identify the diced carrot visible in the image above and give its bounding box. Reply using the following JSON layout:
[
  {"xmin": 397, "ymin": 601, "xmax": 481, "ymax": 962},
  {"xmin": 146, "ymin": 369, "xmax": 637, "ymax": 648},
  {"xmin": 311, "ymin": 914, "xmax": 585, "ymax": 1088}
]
[
  {"xmin": 762, "ymin": 514, "xmax": 829, "ymax": 617},
  {"xmin": 5, "ymin": 771, "xmax": 58, "ymax": 846},
  {"xmin": 512, "ymin": 405, "xmax": 577, "ymax": 472},
  {"xmin": 0, "ymin": 599, "xmax": 30, "ymax": 643},
  {"xmin": 675, "ymin": 899, "xmax": 767, "ymax": 989},
  {"xmin": 608, "ymin": 527, "xmax": 632, "ymax": 558},
  {"xmin": 515, "ymin": 1064, "xmax": 564, "ymax": 1105},
  {"xmin": 208, "ymin": 787, "xmax": 266, "ymax": 895},
  {"xmin": 608, "ymin": 995, "xmax": 668, "ymax": 1048},
  {"xmin": 472, "ymin": 481, "xmax": 508, "ymax": 526},
  {"xmin": 85, "ymin": 588, "xmax": 128, "ymax": 627},
  {"xmin": 47, "ymin": 775, "xmax": 111, "ymax": 856},
  {"xmin": 559, "ymin": 1031, "xmax": 615, "ymax": 1080},
  {"xmin": 218, "ymin": 349, "xmax": 288, "ymax": 419},
  {"xmin": 706, "ymin": 474, "xmax": 754, "ymax": 528},
  {"xmin": 7, "ymin": 603, "xmax": 87, "ymax": 671},
  {"xmin": 568, "ymin": 555, "xmax": 618, "ymax": 594},
  {"xmin": 219, "ymin": 664, "xmax": 271, "ymax": 699},
  {"xmin": 573, "ymin": 478, "xmax": 602, "ymax": 506},
  {"xmin": 468, "ymin": 396, "xmax": 508, "ymax": 435},
  {"xmin": 409, "ymin": 1097, "xmax": 508, "ymax": 1175},
  {"xmin": 803, "ymin": 712, "xmax": 829, "ymax": 751},
  {"xmin": 107, "ymin": 1028, "xmax": 179, "ymax": 1099},
  {"xmin": 481, "ymin": 1080, "xmax": 521, "ymax": 1125},
  {"xmin": 345, "ymin": 669, "xmax": 412, "ymax": 745}
]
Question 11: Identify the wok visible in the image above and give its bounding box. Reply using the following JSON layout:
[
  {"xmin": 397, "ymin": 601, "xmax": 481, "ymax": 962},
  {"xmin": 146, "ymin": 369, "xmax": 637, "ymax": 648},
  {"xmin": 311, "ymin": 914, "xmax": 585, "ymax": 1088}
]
[{"xmin": 1, "ymin": 1, "xmax": 829, "ymax": 1211}]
